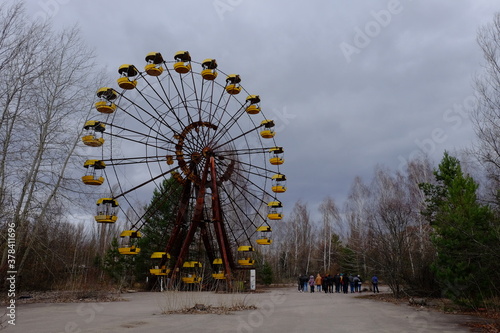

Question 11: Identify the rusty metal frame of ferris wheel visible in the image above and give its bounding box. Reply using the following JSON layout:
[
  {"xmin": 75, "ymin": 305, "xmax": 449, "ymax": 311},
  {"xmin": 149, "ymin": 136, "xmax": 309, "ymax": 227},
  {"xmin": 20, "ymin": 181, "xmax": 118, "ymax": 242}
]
[{"xmin": 164, "ymin": 156, "xmax": 235, "ymax": 288}]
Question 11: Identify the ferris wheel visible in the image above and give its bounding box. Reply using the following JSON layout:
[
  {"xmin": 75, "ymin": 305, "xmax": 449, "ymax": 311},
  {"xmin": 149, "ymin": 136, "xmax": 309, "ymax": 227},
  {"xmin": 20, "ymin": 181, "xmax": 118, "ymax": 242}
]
[{"xmin": 81, "ymin": 51, "xmax": 286, "ymax": 287}]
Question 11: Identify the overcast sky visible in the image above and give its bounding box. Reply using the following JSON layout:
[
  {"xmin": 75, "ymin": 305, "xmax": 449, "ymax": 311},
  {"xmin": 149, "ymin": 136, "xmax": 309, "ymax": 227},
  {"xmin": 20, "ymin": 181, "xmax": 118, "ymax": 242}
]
[{"xmin": 24, "ymin": 0, "xmax": 500, "ymax": 219}]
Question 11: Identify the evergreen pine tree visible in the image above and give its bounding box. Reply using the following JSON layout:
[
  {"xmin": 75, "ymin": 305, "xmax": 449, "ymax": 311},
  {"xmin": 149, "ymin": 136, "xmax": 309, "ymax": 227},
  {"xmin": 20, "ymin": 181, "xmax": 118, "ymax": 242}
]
[{"xmin": 420, "ymin": 152, "xmax": 495, "ymax": 307}]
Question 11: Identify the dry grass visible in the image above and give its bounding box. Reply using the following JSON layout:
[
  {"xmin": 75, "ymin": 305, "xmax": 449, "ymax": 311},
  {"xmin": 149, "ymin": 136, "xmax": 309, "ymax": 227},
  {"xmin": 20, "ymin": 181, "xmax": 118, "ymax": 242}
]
[
  {"xmin": 1, "ymin": 289, "xmax": 125, "ymax": 305},
  {"xmin": 159, "ymin": 290, "xmax": 257, "ymax": 315}
]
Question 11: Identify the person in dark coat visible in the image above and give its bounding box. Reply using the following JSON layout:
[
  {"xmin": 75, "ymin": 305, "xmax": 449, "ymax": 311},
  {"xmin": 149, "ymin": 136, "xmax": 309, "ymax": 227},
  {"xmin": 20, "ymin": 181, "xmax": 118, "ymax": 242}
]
[
  {"xmin": 327, "ymin": 274, "xmax": 334, "ymax": 293},
  {"xmin": 297, "ymin": 275, "xmax": 303, "ymax": 292},
  {"xmin": 333, "ymin": 273, "xmax": 341, "ymax": 293},
  {"xmin": 298, "ymin": 274, "xmax": 308, "ymax": 292},
  {"xmin": 342, "ymin": 273, "xmax": 349, "ymax": 294},
  {"xmin": 322, "ymin": 274, "xmax": 329, "ymax": 293}
]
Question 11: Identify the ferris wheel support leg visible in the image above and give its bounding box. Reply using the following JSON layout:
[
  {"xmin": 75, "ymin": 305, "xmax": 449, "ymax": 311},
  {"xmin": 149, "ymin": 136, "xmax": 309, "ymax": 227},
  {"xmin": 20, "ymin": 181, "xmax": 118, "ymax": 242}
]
[
  {"xmin": 164, "ymin": 180, "xmax": 193, "ymax": 289},
  {"xmin": 169, "ymin": 162, "xmax": 210, "ymax": 288},
  {"xmin": 210, "ymin": 157, "xmax": 235, "ymax": 290},
  {"xmin": 164, "ymin": 178, "xmax": 192, "ymax": 258}
]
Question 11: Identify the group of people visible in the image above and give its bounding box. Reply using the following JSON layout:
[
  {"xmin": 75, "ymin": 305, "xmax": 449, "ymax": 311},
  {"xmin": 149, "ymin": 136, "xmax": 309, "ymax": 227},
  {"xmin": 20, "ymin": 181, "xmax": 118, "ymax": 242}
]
[{"xmin": 298, "ymin": 273, "xmax": 380, "ymax": 293}]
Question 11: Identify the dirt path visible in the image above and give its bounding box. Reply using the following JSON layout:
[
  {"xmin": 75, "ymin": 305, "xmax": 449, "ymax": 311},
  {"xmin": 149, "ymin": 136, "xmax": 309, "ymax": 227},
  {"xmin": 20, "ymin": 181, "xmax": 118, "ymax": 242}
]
[{"xmin": 5, "ymin": 287, "xmax": 477, "ymax": 333}]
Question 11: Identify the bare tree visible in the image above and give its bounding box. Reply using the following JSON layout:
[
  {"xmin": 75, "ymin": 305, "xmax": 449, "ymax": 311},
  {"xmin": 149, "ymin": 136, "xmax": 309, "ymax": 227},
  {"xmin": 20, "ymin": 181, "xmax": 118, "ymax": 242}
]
[
  {"xmin": 318, "ymin": 196, "xmax": 340, "ymax": 274},
  {"xmin": 278, "ymin": 200, "xmax": 314, "ymax": 277},
  {"xmin": 343, "ymin": 176, "xmax": 371, "ymax": 275},
  {"xmin": 470, "ymin": 12, "xmax": 500, "ymax": 203},
  {"xmin": 343, "ymin": 159, "xmax": 438, "ymax": 297},
  {"xmin": 0, "ymin": 2, "xmax": 104, "ymax": 288}
]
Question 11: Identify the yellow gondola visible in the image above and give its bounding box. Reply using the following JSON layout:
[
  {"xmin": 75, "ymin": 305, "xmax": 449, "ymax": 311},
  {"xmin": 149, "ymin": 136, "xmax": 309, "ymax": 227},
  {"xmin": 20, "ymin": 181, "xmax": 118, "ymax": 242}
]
[
  {"xmin": 95, "ymin": 87, "xmax": 118, "ymax": 114},
  {"xmin": 151, "ymin": 252, "xmax": 169, "ymax": 259},
  {"xmin": 256, "ymin": 226, "xmax": 272, "ymax": 245},
  {"xmin": 260, "ymin": 119, "xmax": 275, "ymax": 139},
  {"xmin": 212, "ymin": 272, "xmax": 226, "ymax": 279},
  {"xmin": 238, "ymin": 258, "xmax": 255, "ymax": 266},
  {"xmin": 182, "ymin": 275, "xmax": 202, "ymax": 284},
  {"xmin": 82, "ymin": 120, "xmax": 105, "ymax": 147},
  {"xmin": 237, "ymin": 246, "xmax": 254, "ymax": 252},
  {"xmin": 144, "ymin": 52, "xmax": 164, "ymax": 76},
  {"xmin": 118, "ymin": 246, "xmax": 139, "ymax": 255},
  {"xmin": 271, "ymin": 173, "xmax": 287, "ymax": 193},
  {"xmin": 237, "ymin": 246, "xmax": 255, "ymax": 266},
  {"xmin": 201, "ymin": 59, "xmax": 218, "ymax": 80},
  {"xmin": 118, "ymin": 230, "xmax": 142, "ymax": 255},
  {"xmin": 269, "ymin": 146, "xmax": 285, "ymax": 165},
  {"xmin": 150, "ymin": 252, "xmax": 171, "ymax": 275},
  {"xmin": 245, "ymin": 95, "xmax": 261, "ymax": 115},
  {"xmin": 173, "ymin": 51, "xmax": 192, "ymax": 74},
  {"xmin": 82, "ymin": 159, "xmax": 106, "ymax": 185},
  {"xmin": 117, "ymin": 64, "xmax": 138, "ymax": 90},
  {"xmin": 225, "ymin": 74, "xmax": 241, "ymax": 94},
  {"xmin": 150, "ymin": 267, "xmax": 170, "ymax": 275},
  {"xmin": 95, "ymin": 198, "xmax": 118, "ymax": 223},
  {"xmin": 182, "ymin": 261, "xmax": 202, "ymax": 283},
  {"xmin": 183, "ymin": 261, "xmax": 202, "ymax": 268},
  {"xmin": 268, "ymin": 201, "xmax": 283, "ymax": 220},
  {"xmin": 212, "ymin": 258, "xmax": 226, "ymax": 279}
]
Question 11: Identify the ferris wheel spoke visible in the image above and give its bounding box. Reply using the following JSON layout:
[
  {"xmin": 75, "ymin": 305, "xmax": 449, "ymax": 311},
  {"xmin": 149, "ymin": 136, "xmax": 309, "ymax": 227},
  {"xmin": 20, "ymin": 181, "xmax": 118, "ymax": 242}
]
[
  {"xmin": 181, "ymin": 70, "xmax": 203, "ymax": 121},
  {"xmin": 215, "ymin": 195, "xmax": 248, "ymax": 245},
  {"xmin": 104, "ymin": 122, "xmax": 174, "ymax": 147},
  {"xmin": 116, "ymin": 91, "xmax": 179, "ymax": 142},
  {"xmin": 111, "ymin": 107, "xmax": 172, "ymax": 143},
  {"xmin": 219, "ymin": 186, "xmax": 267, "ymax": 234},
  {"xmin": 131, "ymin": 87, "xmax": 185, "ymax": 139},
  {"xmin": 217, "ymin": 160, "xmax": 270, "ymax": 205},
  {"xmin": 223, "ymin": 167, "xmax": 273, "ymax": 204},
  {"xmin": 217, "ymin": 147, "xmax": 269, "ymax": 155},
  {"xmin": 187, "ymin": 69, "xmax": 204, "ymax": 122},
  {"xmin": 205, "ymin": 81, "xmax": 220, "ymax": 126},
  {"xmin": 133, "ymin": 181, "xmax": 183, "ymax": 231},
  {"xmin": 106, "ymin": 131, "xmax": 175, "ymax": 153},
  {"xmin": 153, "ymin": 74, "xmax": 191, "ymax": 131},
  {"xmin": 101, "ymin": 156, "xmax": 170, "ymax": 166},
  {"xmin": 211, "ymin": 124, "xmax": 262, "ymax": 151},
  {"xmin": 210, "ymin": 101, "xmax": 248, "ymax": 145},
  {"xmin": 228, "ymin": 156, "xmax": 277, "ymax": 177},
  {"xmin": 112, "ymin": 165, "xmax": 181, "ymax": 200},
  {"xmin": 211, "ymin": 161, "xmax": 264, "ymax": 241},
  {"xmin": 162, "ymin": 65, "xmax": 196, "ymax": 126}
]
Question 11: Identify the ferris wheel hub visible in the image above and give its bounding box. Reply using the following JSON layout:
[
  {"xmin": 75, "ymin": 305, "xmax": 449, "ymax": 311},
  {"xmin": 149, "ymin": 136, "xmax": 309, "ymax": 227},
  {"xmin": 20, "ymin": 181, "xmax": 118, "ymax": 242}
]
[
  {"xmin": 202, "ymin": 146, "xmax": 213, "ymax": 157},
  {"xmin": 191, "ymin": 152, "xmax": 202, "ymax": 163}
]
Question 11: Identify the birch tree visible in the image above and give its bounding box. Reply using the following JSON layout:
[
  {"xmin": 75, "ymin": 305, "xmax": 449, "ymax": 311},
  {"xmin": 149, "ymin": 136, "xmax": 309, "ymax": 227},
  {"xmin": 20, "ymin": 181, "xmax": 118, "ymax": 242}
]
[
  {"xmin": 318, "ymin": 196, "xmax": 340, "ymax": 274},
  {"xmin": 0, "ymin": 2, "xmax": 103, "ymax": 288}
]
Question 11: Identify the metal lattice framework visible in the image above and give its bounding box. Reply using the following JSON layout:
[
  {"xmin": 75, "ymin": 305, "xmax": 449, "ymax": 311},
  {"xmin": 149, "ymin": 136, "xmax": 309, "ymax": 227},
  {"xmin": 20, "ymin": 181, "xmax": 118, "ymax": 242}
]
[{"xmin": 81, "ymin": 51, "xmax": 286, "ymax": 288}]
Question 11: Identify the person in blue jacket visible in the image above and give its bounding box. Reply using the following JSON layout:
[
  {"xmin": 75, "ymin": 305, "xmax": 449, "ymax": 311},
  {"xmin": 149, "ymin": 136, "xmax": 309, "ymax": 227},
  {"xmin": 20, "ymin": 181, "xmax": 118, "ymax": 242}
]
[{"xmin": 371, "ymin": 275, "xmax": 380, "ymax": 293}]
